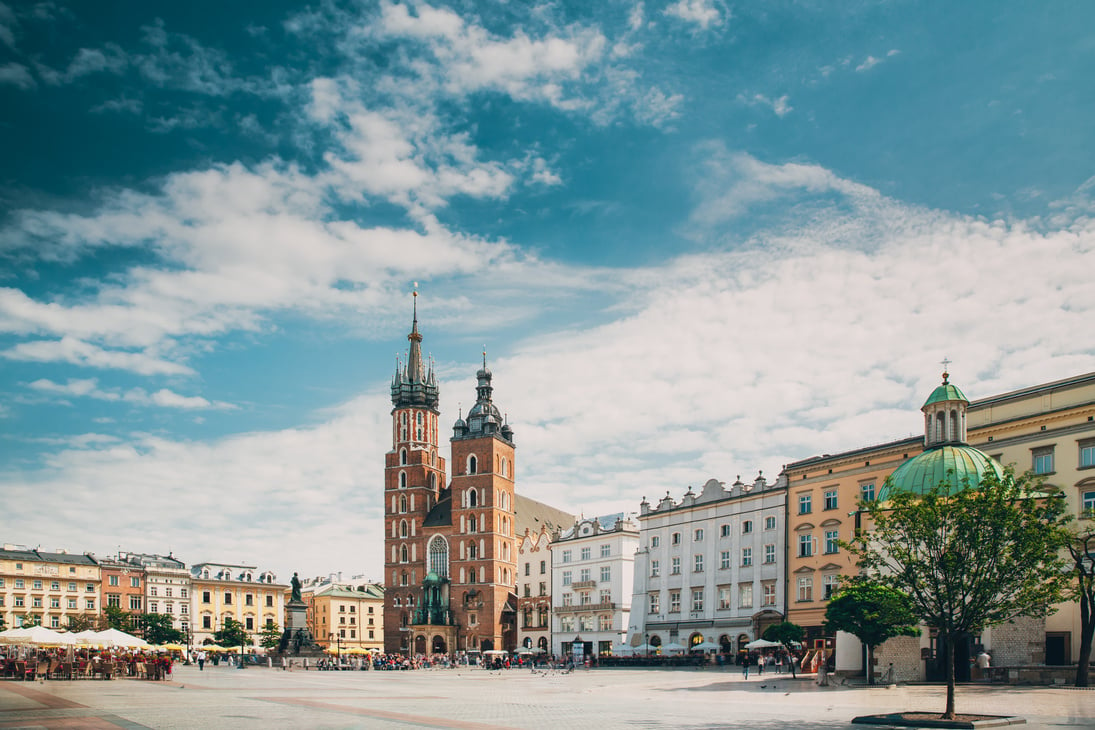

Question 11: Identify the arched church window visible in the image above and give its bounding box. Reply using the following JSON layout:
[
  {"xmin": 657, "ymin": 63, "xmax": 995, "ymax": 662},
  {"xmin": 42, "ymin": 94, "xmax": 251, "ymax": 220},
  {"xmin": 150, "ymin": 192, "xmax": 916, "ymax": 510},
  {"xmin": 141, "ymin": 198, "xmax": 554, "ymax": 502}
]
[
  {"xmin": 400, "ymin": 449, "xmax": 407, "ymax": 465},
  {"xmin": 468, "ymin": 515, "xmax": 477, "ymax": 533},
  {"xmin": 399, "ymin": 495, "xmax": 408, "ymax": 513},
  {"xmin": 935, "ymin": 412, "xmax": 945, "ymax": 442},
  {"xmin": 428, "ymin": 535, "xmax": 449, "ymax": 579},
  {"xmin": 400, "ymin": 545, "xmax": 408, "ymax": 563},
  {"xmin": 399, "ymin": 471, "xmax": 407, "ymax": 489},
  {"xmin": 468, "ymin": 488, "xmax": 478, "ymax": 508},
  {"xmin": 400, "ymin": 520, "xmax": 408, "ymax": 538},
  {"xmin": 950, "ymin": 409, "xmax": 959, "ymax": 441},
  {"xmin": 468, "ymin": 454, "xmax": 477, "ymax": 475},
  {"xmin": 468, "ymin": 541, "xmax": 478, "ymax": 559}
]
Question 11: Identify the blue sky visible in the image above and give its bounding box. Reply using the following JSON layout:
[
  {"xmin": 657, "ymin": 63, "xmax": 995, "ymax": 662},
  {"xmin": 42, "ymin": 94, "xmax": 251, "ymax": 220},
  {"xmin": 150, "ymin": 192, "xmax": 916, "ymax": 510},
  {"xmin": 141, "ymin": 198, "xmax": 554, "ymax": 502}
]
[{"xmin": 2, "ymin": 1, "xmax": 1094, "ymax": 585}]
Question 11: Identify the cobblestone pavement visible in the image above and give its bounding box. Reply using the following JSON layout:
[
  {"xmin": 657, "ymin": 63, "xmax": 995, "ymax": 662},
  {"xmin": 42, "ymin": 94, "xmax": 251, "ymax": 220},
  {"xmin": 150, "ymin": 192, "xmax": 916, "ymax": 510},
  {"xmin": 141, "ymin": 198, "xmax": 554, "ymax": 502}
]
[{"xmin": 1, "ymin": 665, "xmax": 1092, "ymax": 729}]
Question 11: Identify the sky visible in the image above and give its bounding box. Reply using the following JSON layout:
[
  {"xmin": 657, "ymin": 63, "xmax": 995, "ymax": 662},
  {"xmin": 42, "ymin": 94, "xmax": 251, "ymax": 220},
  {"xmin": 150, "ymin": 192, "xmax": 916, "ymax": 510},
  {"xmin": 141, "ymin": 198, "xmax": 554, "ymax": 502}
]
[{"xmin": 2, "ymin": 0, "xmax": 1094, "ymax": 586}]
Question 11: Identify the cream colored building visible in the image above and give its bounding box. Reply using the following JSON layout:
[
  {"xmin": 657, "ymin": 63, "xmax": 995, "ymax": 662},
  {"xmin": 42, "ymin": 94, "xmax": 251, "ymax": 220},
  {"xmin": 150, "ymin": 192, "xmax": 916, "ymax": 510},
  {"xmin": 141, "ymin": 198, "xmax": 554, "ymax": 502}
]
[
  {"xmin": 307, "ymin": 581, "xmax": 385, "ymax": 653},
  {"xmin": 782, "ymin": 370, "xmax": 1095, "ymax": 669},
  {"xmin": 190, "ymin": 562, "xmax": 286, "ymax": 649},
  {"xmin": 0, "ymin": 545, "xmax": 101, "ymax": 630}
]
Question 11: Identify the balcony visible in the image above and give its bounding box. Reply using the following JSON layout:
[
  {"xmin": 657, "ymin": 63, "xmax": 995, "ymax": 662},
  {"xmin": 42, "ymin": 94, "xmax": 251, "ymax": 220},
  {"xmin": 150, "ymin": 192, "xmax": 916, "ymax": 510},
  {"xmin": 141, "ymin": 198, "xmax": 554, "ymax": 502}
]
[
  {"xmin": 553, "ymin": 601, "xmax": 616, "ymax": 615},
  {"xmin": 571, "ymin": 580, "xmax": 597, "ymax": 590}
]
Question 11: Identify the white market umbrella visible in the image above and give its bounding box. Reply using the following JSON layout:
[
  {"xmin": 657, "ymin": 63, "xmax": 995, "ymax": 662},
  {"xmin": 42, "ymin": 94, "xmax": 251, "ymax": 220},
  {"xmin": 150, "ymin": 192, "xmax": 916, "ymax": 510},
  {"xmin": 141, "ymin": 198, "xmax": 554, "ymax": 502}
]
[
  {"xmin": 662, "ymin": 642, "xmax": 688, "ymax": 654},
  {"xmin": 0, "ymin": 625, "xmax": 71, "ymax": 645},
  {"xmin": 690, "ymin": 641, "xmax": 721, "ymax": 652},
  {"xmin": 744, "ymin": 638, "xmax": 783, "ymax": 649},
  {"xmin": 88, "ymin": 628, "xmax": 149, "ymax": 648}
]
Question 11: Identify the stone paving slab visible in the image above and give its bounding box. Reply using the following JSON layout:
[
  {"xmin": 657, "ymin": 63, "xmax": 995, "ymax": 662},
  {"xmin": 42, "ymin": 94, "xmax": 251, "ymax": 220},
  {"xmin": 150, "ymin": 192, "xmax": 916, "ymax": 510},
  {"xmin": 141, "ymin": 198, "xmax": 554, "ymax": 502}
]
[{"xmin": 1, "ymin": 665, "xmax": 1091, "ymax": 729}]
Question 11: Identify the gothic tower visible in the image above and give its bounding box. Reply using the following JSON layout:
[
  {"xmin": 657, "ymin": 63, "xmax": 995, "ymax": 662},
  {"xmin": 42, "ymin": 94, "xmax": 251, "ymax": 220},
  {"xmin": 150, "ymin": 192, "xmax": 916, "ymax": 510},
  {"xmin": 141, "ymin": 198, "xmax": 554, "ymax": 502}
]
[
  {"xmin": 383, "ymin": 292, "xmax": 446, "ymax": 653},
  {"xmin": 448, "ymin": 353, "xmax": 518, "ymax": 652}
]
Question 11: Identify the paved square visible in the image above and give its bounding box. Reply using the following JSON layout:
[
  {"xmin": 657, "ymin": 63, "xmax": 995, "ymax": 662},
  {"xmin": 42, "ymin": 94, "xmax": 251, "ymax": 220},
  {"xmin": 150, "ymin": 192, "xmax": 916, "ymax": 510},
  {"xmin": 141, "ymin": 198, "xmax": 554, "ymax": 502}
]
[{"xmin": 1, "ymin": 665, "xmax": 1092, "ymax": 729}]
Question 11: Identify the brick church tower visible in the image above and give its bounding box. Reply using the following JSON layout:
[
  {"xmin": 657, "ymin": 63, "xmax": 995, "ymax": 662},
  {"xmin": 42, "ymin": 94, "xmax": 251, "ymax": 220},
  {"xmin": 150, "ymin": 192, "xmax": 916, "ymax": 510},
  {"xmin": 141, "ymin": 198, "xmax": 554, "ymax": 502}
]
[
  {"xmin": 383, "ymin": 295, "xmax": 519, "ymax": 656},
  {"xmin": 382, "ymin": 292, "xmax": 446, "ymax": 653}
]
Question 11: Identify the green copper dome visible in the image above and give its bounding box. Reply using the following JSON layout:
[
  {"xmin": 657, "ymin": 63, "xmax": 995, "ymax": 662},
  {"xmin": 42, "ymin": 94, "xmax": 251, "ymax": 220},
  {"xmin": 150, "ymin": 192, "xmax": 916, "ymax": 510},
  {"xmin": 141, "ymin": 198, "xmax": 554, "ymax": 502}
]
[
  {"xmin": 878, "ymin": 444, "xmax": 1004, "ymax": 501},
  {"xmin": 923, "ymin": 380, "xmax": 968, "ymax": 407}
]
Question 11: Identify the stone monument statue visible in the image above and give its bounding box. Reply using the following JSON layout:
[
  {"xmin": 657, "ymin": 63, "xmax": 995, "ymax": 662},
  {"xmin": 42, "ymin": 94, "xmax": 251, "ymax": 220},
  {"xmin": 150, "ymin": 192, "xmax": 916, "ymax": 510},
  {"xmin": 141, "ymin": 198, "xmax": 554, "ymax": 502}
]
[{"xmin": 291, "ymin": 572, "xmax": 302, "ymax": 603}]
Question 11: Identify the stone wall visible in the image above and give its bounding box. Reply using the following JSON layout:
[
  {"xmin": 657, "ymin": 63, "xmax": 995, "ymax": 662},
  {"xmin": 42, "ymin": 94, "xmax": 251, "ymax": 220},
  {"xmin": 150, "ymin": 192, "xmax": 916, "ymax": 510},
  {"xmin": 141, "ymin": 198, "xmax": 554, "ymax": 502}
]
[
  {"xmin": 873, "ymin": 634, "xmax": 921, "ymax": 683},
  {"xmin": 987, "ymin": 616, "xmax": 1045, "ymax": 666}
]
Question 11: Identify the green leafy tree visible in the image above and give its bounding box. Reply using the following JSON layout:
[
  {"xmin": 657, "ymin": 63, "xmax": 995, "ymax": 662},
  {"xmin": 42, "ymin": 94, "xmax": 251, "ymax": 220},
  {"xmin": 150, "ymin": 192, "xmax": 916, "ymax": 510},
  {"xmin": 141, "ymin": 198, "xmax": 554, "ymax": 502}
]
[
  {"xmin": 762, "ymin": 620, "xmax": 804, "ymax": 648},
  {"xmin": 1067, "ymin": 522, "xmax": 1095, "ymax": 687},
  {"xmin": 846, "ymin": 468, "xmax": 1072, "ymax": 719},
  {"xmin": 214, "ymin": 616, "xmax": 250, "ymax": 649},
  {"xmin": 19, "ymin": 613, "xmax": 42, "ymax": 628},
  {"xmin": 258, "ymin": 621, "xmax": 282, "ymax": 650},
  {"xmin": 66, "ymin": 614, "xmax": 97, "ymax": 632},
  {"xmin": 101, "ymin": 606, "xmax": 135, "ymax": 632},
  {"xmin": 138, "ymin": 613, "xmax": 184, "ymax": 645},
  {"xmin": 823, "ymin": 579, "xmax": 919, "ymax": 684},
  {"xmin": 0, "ymin": 615, "xmax": 7, "ymax": 630}
]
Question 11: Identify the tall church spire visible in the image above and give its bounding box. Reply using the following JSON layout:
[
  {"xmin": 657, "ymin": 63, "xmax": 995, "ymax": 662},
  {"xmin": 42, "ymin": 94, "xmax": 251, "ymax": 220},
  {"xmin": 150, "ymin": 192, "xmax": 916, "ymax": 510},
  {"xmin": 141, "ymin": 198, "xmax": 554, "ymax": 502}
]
[{"xmin": 391, "ymin": 288, "xmax": 440, "ymax": 410}]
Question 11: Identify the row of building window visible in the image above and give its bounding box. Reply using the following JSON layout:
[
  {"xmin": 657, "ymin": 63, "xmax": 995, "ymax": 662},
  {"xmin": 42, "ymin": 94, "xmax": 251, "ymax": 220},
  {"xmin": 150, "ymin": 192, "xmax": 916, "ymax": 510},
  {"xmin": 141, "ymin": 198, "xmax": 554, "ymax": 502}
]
[
  {"xmin": 561, "ymin": 567, "xmax": 611, "ymax": 585},
  {"xmin": 649, "ymin": 517, "xmax": 780, "ymax": 550},
  {"xmin": 650, "ymin": 545, "xmax": 778, "ymax": 576},
  {"xmin": 796, "ymin": 574, "xmax": 841, "ymax": 602},
  {"xmin": 0, "ymin": 579, "xmax": 96, "ymax": 592},
  {"xmin": 648, "ymin": 583, "xmax": 778, "ymax": 614},
  {"xmin": 1031, "ymin": 441, "xmax": 1095, "ymax": 475},
  {"xmin": 199, "ymin": 591, "xmax": 275, "ymax": 607},
  {"xmin": 560, "ymin": 544, "xmax": 613, "ymax": 562},
  {"xmin": 0, "ymin": 596, "xmax": 96, "ymax": 610},
  {"xmin": 559, "ymin": 615, "xmax": 614, "ymax": 632}
]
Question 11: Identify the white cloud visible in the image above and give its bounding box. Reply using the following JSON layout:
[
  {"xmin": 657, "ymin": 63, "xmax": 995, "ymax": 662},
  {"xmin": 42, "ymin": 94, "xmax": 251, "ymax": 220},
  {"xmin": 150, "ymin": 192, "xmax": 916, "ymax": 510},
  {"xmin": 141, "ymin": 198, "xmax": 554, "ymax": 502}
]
[
  {"xmin": 664, "ymin": 0, "xmax": 726, "ymax": 31},
  {"xmin": 738, "ymin": 92, "xmax": 792, "ymax": 117},
  {"xmin": 856, "ymin": 55, "xmax": 882, "ymax": 72},
  {"xmin": 373, "ymin": 1, "xmax": 606, "ymax": 108},
  {"xmin": 687, "ymin": 146, "xmax": 881, "ymax": 226},
  {"xmin": 628, "ymin": 3, "xmax": 645, "ymax": 32},
  {"xmin": 6, "ymin": 338, "xmax": 194, "ymax": 376},
  {"xmin": 27, "ymin": 377, "xmax": 233, "ymax": 410},
  {"xmin": 0, "ymin": 61, "xmax": 34, "ymax": 89}
]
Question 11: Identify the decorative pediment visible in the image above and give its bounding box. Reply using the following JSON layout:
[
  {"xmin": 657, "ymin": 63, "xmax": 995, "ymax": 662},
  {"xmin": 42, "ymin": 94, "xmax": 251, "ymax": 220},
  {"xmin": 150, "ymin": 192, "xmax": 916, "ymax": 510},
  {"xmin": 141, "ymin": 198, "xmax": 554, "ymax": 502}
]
[
  {"xmin": 820, "ymin": 518, "xmax": 842, "ymax": 527},
  {"xmin": 795, "ymin": 522, "xmax": 815, "ymax": 531},
  {"xmin": 793, "ymin": 565, "xmax": 815, "ymax": 574},
  {"xmin": 819, "ymin": 563, "xmax": 843, "ymax": 572}
]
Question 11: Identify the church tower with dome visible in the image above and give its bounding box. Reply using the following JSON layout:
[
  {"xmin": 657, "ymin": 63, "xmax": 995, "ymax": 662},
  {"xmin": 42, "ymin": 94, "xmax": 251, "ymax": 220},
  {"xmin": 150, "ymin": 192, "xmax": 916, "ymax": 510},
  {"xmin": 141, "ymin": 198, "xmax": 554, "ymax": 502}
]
[{"xmin": 878, "ymin": 368, "xmax": 1004, "ymax": 501}]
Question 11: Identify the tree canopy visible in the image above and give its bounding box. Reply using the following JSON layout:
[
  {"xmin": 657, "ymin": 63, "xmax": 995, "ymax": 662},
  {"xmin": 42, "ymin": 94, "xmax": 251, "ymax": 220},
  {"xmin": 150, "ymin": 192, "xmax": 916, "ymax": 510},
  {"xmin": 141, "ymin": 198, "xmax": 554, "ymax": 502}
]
[
  {"xmin": 761, "ymin": 621, "xmax": 803, "ymax": 648},
  {"xmin": 823, "ymin": 579, "xmax": 919, "ymax": 684},
  {"xmin": 258, "ymin": 621, "xmax": 282, "ymax": 650},
  {"xmin": 846, "ymin": 467, "xmax": 1072, "ymax": 717},
  {"xmin": 214, "ymin": 616, "xmax": 250, "ymax": 648},
  {"xmin": 138, "ymin": 613, "xmax": 184, "ymax": 645}
]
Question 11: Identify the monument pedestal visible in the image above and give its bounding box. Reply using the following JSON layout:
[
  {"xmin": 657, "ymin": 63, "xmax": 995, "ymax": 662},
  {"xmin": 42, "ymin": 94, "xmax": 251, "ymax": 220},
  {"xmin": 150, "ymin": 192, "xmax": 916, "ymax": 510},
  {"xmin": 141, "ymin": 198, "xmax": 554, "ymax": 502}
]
[{"xmin": 275, "ymin": 598, "xmax": 325, "ymax": 659}]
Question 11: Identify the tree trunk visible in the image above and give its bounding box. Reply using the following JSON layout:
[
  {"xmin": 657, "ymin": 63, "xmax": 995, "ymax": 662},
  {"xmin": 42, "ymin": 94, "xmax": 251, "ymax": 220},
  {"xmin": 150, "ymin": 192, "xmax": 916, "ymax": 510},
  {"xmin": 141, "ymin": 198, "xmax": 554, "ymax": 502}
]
[
  {"xmin": 944, "ymin": 634, "xmax": 957, "ymax": 719},
  {"xmin": 1077, "ymin": 589, "xmax": 1093, "ymax": 688},
  {"xmin": 867, "ymin": 644, "xmax": 875, "ymax": 685}
]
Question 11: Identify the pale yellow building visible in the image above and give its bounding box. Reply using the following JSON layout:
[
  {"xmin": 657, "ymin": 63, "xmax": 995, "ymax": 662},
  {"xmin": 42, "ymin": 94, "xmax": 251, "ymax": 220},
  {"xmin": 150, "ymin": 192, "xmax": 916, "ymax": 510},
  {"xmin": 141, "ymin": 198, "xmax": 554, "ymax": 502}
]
[
  {"xmin": 0, "ymin": 545, "xmax": 101, "ymax": 630},
  {"xmin": 782, "ymin": 370, "xmax": 1095, "ymax": 666},
  {"xmin": 189, "ymin": 562, "xmax": 287, "ymax": 649},
  {"xmin": 308, "ymin": 582, "xmax": 385, "ymax": 653}
]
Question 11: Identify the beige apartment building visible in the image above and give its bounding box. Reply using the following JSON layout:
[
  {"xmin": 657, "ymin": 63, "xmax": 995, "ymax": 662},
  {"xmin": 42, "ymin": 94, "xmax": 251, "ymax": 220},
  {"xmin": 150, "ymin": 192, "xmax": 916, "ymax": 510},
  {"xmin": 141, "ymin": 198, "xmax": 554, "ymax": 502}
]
[
  {"xmin": 308, "ymin": 582, "xmax": 385, "ymax": 653},
  {"xmin": 782, "ymin": 370, "xmax": 1095, "ymax": 665},
  {"xmin": 0, "ymin": 545, "xmax": 101, "ymax": 630},
  {"xmin": 190, "ymin": 562, "xmax": 287, "ymax": 649}
]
